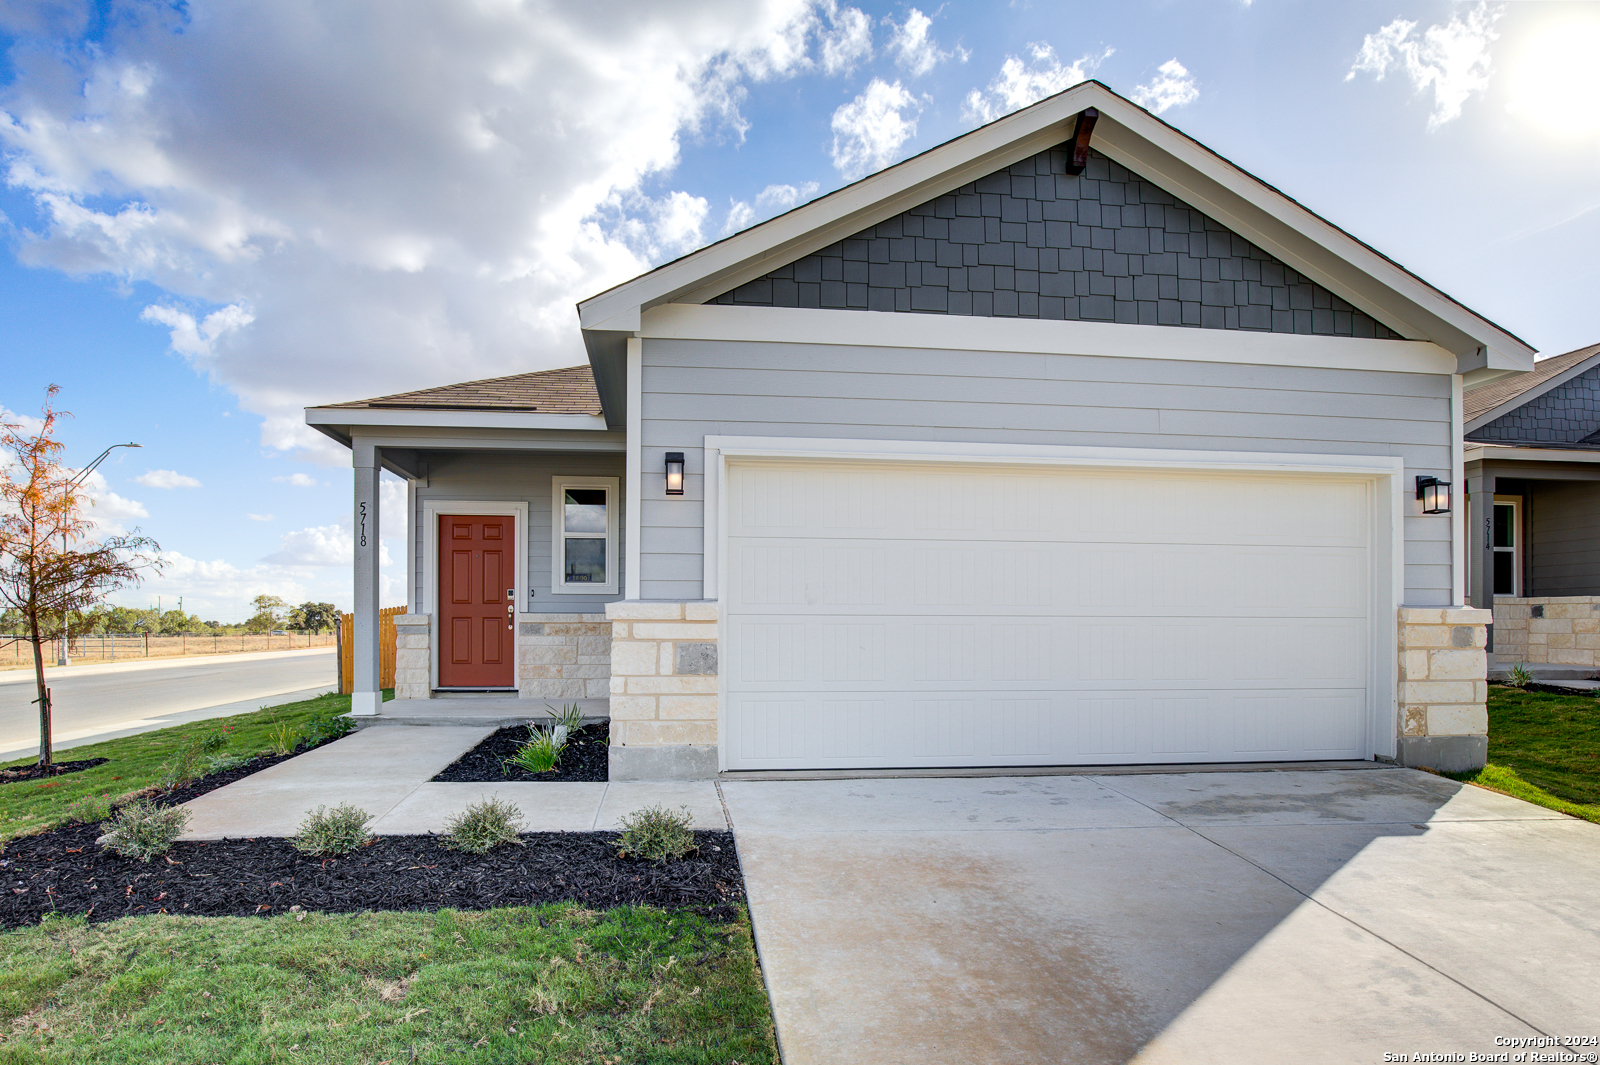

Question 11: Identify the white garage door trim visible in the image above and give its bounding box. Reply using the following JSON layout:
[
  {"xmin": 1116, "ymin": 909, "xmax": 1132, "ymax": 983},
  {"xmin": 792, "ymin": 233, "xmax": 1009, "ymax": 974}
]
[{"xmin": 703, "ymin": 436, "xmax": 1404, "ymax": 771}]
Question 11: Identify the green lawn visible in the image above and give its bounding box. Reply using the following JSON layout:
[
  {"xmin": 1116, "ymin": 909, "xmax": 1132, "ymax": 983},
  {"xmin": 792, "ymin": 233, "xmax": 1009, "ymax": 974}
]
[
  {"xmin": 1, "ymin": 690, "xmax": 386, "ymax": 845},
  {"xmin": 1448, "ymin": 685, "xmax": 1600, "ymax": 824},
  {"xmin": 0, "ymin": 905, "xmax": 778, "ymax": 1064}
]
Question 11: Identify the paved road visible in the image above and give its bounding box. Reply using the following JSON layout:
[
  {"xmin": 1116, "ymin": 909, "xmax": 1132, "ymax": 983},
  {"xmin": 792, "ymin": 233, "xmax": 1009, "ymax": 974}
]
[{"xmin": 0, "ymin": 649, "xmax": 337, "ymax": 761}]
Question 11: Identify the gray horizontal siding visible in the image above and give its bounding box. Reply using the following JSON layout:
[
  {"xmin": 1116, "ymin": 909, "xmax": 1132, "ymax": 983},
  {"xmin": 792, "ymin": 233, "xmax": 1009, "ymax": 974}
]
[
  {"xmin": 638, "ymin": 338, "xmax": 1455, "ymax": 604},
  {"xmin": 1532, "ymin": 481, "xmax": 1600, "ymax": 596},
  {"xmin": 414, "ymin": 450, "xmax": 625, "ymax": 611}
]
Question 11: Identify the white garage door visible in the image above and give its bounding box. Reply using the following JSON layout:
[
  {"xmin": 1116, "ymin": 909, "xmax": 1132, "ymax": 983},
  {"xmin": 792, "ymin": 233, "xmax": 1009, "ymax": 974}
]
[{"xmin": 722, "ymin": 459, "xmax": 1374, "ymax": 770}]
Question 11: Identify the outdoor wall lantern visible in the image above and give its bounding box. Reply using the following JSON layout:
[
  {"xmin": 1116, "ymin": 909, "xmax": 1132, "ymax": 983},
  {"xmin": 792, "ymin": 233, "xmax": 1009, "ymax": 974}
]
[
  {"xmin": 664, "ymin": 452, "xmax": 685, "ymax": 496},
  {"xmin": 1416, "ymin": 475, "xmax": 1452, "ymax": 514}
]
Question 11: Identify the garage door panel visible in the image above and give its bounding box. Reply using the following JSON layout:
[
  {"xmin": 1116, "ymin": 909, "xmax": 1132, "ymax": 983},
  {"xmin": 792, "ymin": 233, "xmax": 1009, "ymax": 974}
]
[{"xmin": 724, "ymin": 461, "xmax": 1375, "ymax": 769}]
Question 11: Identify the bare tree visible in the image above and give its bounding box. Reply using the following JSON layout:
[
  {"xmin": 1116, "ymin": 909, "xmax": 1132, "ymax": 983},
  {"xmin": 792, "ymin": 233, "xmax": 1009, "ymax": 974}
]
[{"xmin": 0, "ymin": 387, "xmax": 163, "ymax": 769}]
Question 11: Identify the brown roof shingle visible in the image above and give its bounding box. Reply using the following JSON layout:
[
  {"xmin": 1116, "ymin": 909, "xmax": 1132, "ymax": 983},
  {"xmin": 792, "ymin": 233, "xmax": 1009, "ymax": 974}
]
[
  {"xmin": 1464, "ymin": 342, "xmax": 1600, "ymax": 423},
  {"xmin": 320, "ymin": 365, "xmax": 602, "ymax": 415}
]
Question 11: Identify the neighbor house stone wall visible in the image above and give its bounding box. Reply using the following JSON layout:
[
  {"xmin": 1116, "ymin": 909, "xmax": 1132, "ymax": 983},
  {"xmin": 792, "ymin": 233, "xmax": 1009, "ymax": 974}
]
[
  {"xmin": 516, "ymin": 613, "xmax": 611, "ymax": 700},
  {"xmin": 393, "ymin": 614, "xmax": 431, "ymax": 701},
  {"xmin": 1396, "ymin": 606, "xmax": 1491, "ymax": 772},
  {"xmin": 605, "ymin": 601, "xmax": 718, "ymax": 780},
  {"xmin": 1488, "ymin": 596, "xmax": 1600, "ymax": 667}
]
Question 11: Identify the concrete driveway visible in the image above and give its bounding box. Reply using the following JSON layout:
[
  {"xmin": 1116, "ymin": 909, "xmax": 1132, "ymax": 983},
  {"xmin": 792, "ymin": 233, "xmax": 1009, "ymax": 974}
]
[{"xmin": 720, "ymin": 768, "xmax": 1600, "ymax": 1065}]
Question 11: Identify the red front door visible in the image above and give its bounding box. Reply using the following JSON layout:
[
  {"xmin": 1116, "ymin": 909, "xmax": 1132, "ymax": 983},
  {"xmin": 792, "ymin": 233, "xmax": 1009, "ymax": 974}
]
[{"xmin": 438, "ymin": 515, "xmax": 514, "ymax": 688}]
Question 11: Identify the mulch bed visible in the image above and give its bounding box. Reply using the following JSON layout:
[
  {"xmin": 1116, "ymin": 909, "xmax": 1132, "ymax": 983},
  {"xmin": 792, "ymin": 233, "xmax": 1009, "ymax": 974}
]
[
  {"xmin": 0, "ymin": 758, "xmax": 109, "ymax": 784},
  {"xmin": 0, "ymin": 826, "xmax": 743, "ymax": 928},
  {"xmin": 431, "ymin": 722, "xmax": 610, "ymax": 783}
]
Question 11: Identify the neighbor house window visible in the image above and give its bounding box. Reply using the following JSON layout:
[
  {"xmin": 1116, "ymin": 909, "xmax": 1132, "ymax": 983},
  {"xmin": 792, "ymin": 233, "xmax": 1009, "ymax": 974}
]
[
  {"xmin": 551, "ymin": 477, "xmax": 620, "ymax": 595},
  {"xmin": 1492, "ymin": 496, "xmax": 1520, "ymax": 597}
]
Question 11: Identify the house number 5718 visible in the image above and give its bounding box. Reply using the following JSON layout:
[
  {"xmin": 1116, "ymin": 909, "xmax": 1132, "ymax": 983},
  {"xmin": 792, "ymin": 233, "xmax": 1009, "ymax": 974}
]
[{"xmin": 359, "ymin": 501, "xmax": 368, "ymax": 548}]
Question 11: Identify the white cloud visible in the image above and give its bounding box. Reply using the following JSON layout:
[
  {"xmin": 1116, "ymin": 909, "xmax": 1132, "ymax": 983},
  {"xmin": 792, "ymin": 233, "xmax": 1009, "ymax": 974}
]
[
  {"xmin": 263, "ymin": 523, "xmax": 370, "ymax": 567},
  {"xmin": 817, "ymin": 1, "xmax": 872, "ymax": 75},
  {"xmin": 0, "ymin": 1, "xmax": 835, "ymax": 461},
  {"xmin": 962, "ymin": 43, "xmax": 1113, "ymax": 125},
  {"xmin": 273, "ymin": 472, "xmax": 319, "ymax": 488},
  {"xmin": 830, "ymin": 79, "xmax": 924, "ymax": 180},
  {"xmin": 246, "ymin": 513, "xmax": 274, "ymax": 522},
  {"xmin": 68, "ymin": 470, "xmax": 148, "ymax": 537},
  {"xmin": 722, "ymin": 181, "xmax": 821, "ymax": 234},
  {"xmin": 1132, "ymin": 59, "xmax": 1199, "ymax": 115},
  {"xmin": 886, "ymin": 8, "xmax": 966, "ymax": 78},
  {"xmin": 1346, "ymin": 3, "xmax": 1502, "ymax": 130},
  {"xmin": 134, "ymin": 468, "xmax": 202, "ymax": 489},
  {"xmin": 138, "ymin": 303, "xmax": 254, "ymax": 360}
]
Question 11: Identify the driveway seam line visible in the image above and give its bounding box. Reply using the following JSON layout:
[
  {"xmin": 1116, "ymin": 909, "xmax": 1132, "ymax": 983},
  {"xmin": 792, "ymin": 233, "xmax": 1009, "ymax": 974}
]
[{"xmin": 1087, "ymin": 775, "xmax": 1553, "ymax": 1039}]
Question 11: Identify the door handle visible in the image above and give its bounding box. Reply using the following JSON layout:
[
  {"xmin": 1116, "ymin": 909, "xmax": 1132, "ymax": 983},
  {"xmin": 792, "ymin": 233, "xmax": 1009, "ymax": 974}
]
[{"xmin": 507, "ymin": 602, "xmax": 514, "ymax": 630}]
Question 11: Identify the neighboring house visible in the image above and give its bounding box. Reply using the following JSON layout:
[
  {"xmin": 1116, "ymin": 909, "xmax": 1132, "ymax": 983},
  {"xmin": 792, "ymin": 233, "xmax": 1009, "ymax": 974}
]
[
  {"xmin": 1462, "ymin": 342, "xmax": 1600, "ymax": 670},
  {"xmin": 307, "ymin": 81, "xmax": 1535, "ymax": 777}
]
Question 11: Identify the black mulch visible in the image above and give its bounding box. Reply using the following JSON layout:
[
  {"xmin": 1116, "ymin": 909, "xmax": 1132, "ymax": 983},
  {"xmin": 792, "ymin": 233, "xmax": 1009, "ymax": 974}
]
[
  {"xmin": 0, "ymin": 825, "xmax": 743, "ymax": 928},
  {"xmin": 0, "ymin": 758, "xmax": 109, "ymax": 784},
  {"xmin": 431, "ymin": 722, "xmax": 610, "ymax": 783}
]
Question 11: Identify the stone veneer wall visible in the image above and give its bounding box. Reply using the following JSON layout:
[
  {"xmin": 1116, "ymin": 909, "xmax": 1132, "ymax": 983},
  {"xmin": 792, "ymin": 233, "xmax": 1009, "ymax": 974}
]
[
  {"xmin": 1489, "ymin": 596, "xmax": 1600, "ymax": 667},
  {"xmin": 517, "ymin": 613, "xmax": 611, "ymax": 699},
  {"xmin": 394, "ymin": 614, "xmax": 430, "ymax": 701},
  {"xmin": 605, "ymin": 601, "xmax": 719, "ymax": 780},
  {"xmin": 388, "ymin": 612, "xmax": 611, "ymax": 700},
  {"xmin": 1396, "ymin": 606, "xmax": 1491, "ymax": 772}
]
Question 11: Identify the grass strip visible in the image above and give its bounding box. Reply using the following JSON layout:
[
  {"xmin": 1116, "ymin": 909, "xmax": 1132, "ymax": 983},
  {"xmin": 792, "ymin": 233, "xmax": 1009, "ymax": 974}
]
[
  {"xmin": 1, "ymin": 691, "xmax": 388, "ymax": 845},
  {"xmin": 0, "ymin": 904, "xmax": 778, "ymax": 1064},
  {"xmin": 1445, "ymin": 686, "xmax": 1600, "ymax": 824}
]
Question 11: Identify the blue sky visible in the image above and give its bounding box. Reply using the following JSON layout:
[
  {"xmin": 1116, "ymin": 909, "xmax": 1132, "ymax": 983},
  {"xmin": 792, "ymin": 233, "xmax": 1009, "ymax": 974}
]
[{"xmin": 1, "ymin": 0, "xmax": 1597, "ymax": 618}]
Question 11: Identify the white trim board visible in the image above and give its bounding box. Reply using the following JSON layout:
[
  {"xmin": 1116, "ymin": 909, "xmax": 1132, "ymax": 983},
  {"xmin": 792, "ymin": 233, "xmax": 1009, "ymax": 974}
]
[
  {"xmin": 419, "ymin": 500, "xmax": 529, "ymax": 692},
  {"xmin": 707, "ymin": 435, "xmax": 1404, "ymax": 768},
  {"xmin": 549, "ymin": 476, "xmax": 621, "ymax": 596},
  {"xmin": 625, "ymin": 338, "xmax": 643, "ymax": 600},
  {"xmin": 1465, "ymin": 446, "xmax": 1600, "ymax": 465},
  {"xmin": 307, "ymin": 408, "xmax": 608, "ymax": 432},
  {"xmin": 642, "ymin": 303, "xmax": 1456, "ymax": 376}
]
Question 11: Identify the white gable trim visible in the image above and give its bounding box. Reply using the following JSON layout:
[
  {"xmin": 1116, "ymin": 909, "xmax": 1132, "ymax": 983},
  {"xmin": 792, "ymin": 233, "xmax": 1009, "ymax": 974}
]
[{"xmin": 642, "ymin": 302, "xmax": 1456, "ymax": 376}]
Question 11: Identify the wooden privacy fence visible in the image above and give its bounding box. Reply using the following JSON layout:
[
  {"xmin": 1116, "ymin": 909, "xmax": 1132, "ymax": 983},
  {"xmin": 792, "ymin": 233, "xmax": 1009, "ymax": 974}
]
[
  {"xmin": 2, "ymin": 632, "xmax": 334, "ymax": 664},
  {"xmin": 336, "ymin": 607, "xmax": 403, "ymax": 694}
]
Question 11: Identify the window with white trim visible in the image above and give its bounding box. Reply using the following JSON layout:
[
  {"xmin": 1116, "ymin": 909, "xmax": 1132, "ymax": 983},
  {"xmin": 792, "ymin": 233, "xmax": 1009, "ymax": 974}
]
[
  {"xmin": 1492, "ymin": 495, "xmax": 1520, "ymax": 597},
  {"xmin": 550, "ymin": 477, "xmax": 619, "ymax": 595}
]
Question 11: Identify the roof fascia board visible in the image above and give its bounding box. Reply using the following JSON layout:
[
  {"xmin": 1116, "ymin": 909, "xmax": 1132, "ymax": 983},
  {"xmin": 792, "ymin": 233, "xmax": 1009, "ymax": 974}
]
[
  {"xmin": 1465, "ymin": 444, "xmax": 1600, "ymax": 465},
  {"xmin": 641, "ymin": 302, "xmax": 1456, "ymax": 376},
  {"xmin": 346, "ymin": 426, "xmax": 625, "ymax": 452},
  {"xmin": 1463, "ymin": 350, "xmax": 1600, "ymax": 433},
  {"xmin": 1086, "ymin": 107, "xmax": 1532, "ymax": 367},
  {"xmin": 578, "ymin": 84, "xmax": 1103, "ymax": 331},
  {"xmin": 305, "ymin": 407, "xmax": 608, "ymax": 433}
]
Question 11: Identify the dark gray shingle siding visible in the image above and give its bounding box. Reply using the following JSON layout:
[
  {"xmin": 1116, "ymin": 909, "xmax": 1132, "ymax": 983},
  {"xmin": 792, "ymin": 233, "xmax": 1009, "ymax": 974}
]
[
  {"xmin": 709, "ymin": 148, "xmax": 1403, "ymax": 340},
  {"xmin": 1468, "ymin": 364, "xmax": 1600, "ymax": 446}
]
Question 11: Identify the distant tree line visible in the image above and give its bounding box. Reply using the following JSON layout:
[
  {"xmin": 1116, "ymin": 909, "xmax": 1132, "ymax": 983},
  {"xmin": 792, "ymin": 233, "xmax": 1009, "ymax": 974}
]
[{"xmin": 0, "ymin": 596, "xmax": 339, "ymax": 636}]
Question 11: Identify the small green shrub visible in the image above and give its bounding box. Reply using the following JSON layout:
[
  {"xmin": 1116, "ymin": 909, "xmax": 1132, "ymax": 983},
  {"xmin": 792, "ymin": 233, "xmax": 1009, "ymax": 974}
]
[
  {"xmin": 1507, "ymin": 663, "xmax": 1534, "ymax": 689},
  {"xmin": 159, "ymin": 728, "xmax": 231, "ymax": 787},
  {"xmin": 269, "ymin": 722, "xmax": 297, "ymax": 756},
  {"xmin": 617, "ymin": 805, "xmax": 696, "ymax": 865},
  {"xmin": 547, "ymin": 703, "xmax": 587, "ymax": 740},
  {"xmin": 205, "ymin": 753, "xmax": 254, "ymax": 774},
  {"xmin": 504, "ymin": 726, "xmax": 564, "ymax": 774},
  {"xmin": 65, "ymin": 794, "xmax": 113, "ymax": 824},
  {"xmin": 99, "ymin": 800, "xmax": 190, "ymax": 862},
  {"xmin": 441, "ymin": 797, "xmax": 525, "ymax": 854},
  {"xmin": 290, "ymin": 803, "xmax": 373, "ymax": 856},
  {"xmin": 301, "ymin": 712, "xmax": 355, "ymax": 748}
]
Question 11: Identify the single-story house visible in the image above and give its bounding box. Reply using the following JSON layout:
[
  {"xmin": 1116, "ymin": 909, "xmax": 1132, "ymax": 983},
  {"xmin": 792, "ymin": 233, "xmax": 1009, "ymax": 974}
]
[
  {"xmin": 307, "ymin": 80, "xmax": 1535, "ymax": 778},
  {"xmin": 1462, "ymin": 341, "xmax": 1600, "ymax": 670}
]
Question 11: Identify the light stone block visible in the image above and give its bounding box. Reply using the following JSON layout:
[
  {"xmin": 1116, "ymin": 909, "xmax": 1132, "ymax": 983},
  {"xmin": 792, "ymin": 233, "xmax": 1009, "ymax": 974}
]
[
  {"xmin": 1528, "ymin": 618, "xmax": 1568, "ymax": 634},
  {"xmin": 626, "ymin": 675, "xmax": 718, "ymax": 695},
  {"xmin": 1574, "ymin": 618, "xmax": 1600, "ymax": 634},
  {"xmin": 606, "ymin": 602, "xmax": 685, "ymax": 620},
  {"xmin": 622, "ymin": 720, "xmax": 718, "ymax": 746},
  {"xmin": 660, "ymin": 643, "xmax": 677, "ymax": 675},
  {"xmin": 1401, "ymin": 650, "xmax": 1430, "ymax": 680},
  {"xmin": 610, "ymin": 675, "xmax": 626, "ymax": 695},
  {"xmin": 585, "ymin": 679, "xmax": 610, "ymax": 698},
  {"xmin": 1399, "ymin": 625, "xmax": 1453, "ymax": 649},
  {"xmin": 1575, "ymin": 633, "xmax": 1600, "ymax": 650},
  {"xmin": 1547, "ymin": 648, "xmax": 1596, "ymax": 666},
  {"xmin": 1426, "ymin": 703, "xmax": 1488, "ymax": 736},
  {"xmin": 564, "ymin": 662, "xmax": 610, "ymax": 680},
  {"xmin": 1400, "ymin": 705, "xmax": 1427, "ymax": 737},
  {"xmin": 1427, "ymin": 649, "xmax": 1486, "ymax": 680},
  {"xmin": 684, "ymin": 602, "xmax": 720, "ymax": 621},
  {"xmin": 577, "ymin": 634, "xmax": 611, "ymax": 656},
  {"xmin": 659, "ymin": 694, "xmax": 719, "ymax": 719},
  {"xmin": 610, "ymin": 622, "xmax": 629, "ymax": 639},
  {"xmin": 609, "ymin": 640, "xmax": 659, "ymax": 676},
  {"xmin": 1439, "ymin": 606, "xmax": 1493, "ymax": 625},
  {"xmin": 1397, "ymin": 608, "xmax": 1444, "ymax": 625},
  {"xmin": 396, "ymin": 634, "xmax": 429, "ymax": 649},
  {"xmin": 609, "ymin": 694, "xmax": 659, "ymax": 720},
  {"xmin": 1547, "ymin": 633, "xmax": 1576, "ymax": 649},
  {"xmin": 1399, "ymin": 680, "xmax": 1478, "ymax": 704},
  {"xmin": 630, "ymin": 623, "xmax": 719, "ymax": 640},
  {"xmin": 523, "ymin": 645, "xmax": 579, "ymax": 665}
]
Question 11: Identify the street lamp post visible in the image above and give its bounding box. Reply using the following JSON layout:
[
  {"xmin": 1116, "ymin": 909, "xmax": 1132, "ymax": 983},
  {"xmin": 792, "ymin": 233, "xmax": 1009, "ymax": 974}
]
[{"xmin": 56, "ymin": 443, "xmax": 141, "ymax": 666}]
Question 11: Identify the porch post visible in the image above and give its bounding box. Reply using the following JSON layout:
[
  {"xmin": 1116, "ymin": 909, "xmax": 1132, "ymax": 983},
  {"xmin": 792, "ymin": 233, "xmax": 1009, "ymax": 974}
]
[{"xmin": 351, "ymin": 440, "xmax": 382, "ymax": 716}]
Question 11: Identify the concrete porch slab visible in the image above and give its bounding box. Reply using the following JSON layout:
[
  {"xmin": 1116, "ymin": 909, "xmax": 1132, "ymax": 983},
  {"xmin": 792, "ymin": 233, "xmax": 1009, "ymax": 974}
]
[{"xmin": 353, "ymin": 696, "xmax": 609, "ymax": 729}]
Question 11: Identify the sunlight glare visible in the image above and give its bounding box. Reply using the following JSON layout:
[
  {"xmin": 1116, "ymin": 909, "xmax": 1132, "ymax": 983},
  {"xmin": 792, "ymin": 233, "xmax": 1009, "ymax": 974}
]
[{"xmin": 1510, "ymin": 18, "xmax": 1600, "ymax": 138}]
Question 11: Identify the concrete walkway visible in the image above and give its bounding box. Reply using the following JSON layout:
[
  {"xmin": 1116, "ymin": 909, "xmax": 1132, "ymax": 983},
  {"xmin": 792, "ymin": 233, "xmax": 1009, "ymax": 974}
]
[
  {"xmin": 179, "ymin": 726, "xmax": 724, "ymax": 839},
  {"xmin": 721, "ymin": 770, "xmax": 1600, "ymax": 1065}
]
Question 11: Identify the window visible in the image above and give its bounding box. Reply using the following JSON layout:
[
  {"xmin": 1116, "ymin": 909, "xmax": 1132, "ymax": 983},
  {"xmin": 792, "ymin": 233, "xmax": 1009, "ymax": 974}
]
[
  {"xmin": 1492, "ymin": 496, "xmax": 1520, "ymax": 597},
  {"xmin": 550, "ymin": 477, "xmax": 619, "ymax": 594}
]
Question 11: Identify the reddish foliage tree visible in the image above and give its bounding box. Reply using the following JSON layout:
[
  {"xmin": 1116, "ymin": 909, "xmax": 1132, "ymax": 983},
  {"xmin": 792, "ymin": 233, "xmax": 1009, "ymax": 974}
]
[{"xmin": 0, "ymin": 387, "xmax": 163, "ymax": 768}]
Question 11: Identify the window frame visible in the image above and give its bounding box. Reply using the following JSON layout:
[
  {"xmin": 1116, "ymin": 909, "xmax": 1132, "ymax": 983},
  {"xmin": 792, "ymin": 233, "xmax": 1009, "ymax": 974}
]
[
  {"xmin": 1492, "ymin": 494, "xmax": 1521, "ymax": 598},
  {"xmin": 550, "ymin": 476, "xmax": 620, "ymax": 595}
]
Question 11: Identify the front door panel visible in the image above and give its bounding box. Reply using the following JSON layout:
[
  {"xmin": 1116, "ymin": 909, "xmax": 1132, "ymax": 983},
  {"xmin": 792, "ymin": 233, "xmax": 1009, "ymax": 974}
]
[{"xmin": 437, "ymin": 515, "xmax": 515, "ymax": 688}]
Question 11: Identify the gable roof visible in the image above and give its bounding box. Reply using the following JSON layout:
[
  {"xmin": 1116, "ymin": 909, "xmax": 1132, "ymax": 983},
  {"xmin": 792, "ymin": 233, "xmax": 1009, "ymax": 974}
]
[
  {"xmin": 578, "ymin": 80, "xmax": 1534, "ymax": 407},
  {"xmin": 317, "ymin": 365, "xmax": 603, "ymax": 416},
  {"xmin": 1464, "ymin": 341, "xmax": 1600, "ymax": 427}
]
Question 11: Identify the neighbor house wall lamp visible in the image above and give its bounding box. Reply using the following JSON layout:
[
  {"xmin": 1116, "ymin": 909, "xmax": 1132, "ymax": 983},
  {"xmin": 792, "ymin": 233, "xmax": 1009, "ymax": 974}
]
[
  {"xmin": 664, "ymin": 452, "xmax": 685, "ymax": 496},
  {"xmin": 1416, "ymin": 475, "xmax": 1452, "ymax": 514}
]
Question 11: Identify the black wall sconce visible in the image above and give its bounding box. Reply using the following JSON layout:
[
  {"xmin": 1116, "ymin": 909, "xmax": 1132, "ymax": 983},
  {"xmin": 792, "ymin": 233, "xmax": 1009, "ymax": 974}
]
[
  {"xmin": 664, "ymin": 452, "xmax": 685, "ymax": 496},
  {"xmin": 1416, "ymin": 475, "xmax": 1451, "ymax": 514}
]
